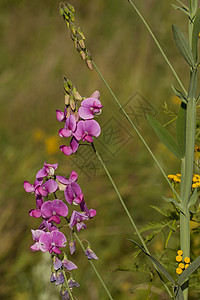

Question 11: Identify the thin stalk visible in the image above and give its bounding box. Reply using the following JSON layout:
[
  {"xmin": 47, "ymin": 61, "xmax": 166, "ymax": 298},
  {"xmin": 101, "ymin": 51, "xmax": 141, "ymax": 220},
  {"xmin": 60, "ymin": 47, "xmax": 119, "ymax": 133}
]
[
  {"xmin": 93, "ymin": 146, "xmax": 173, "ymax": 299},
  {"xmin": 62, "ymin": 269, "xmax": 75, "ymax": 300},
  {"xmin": 73, "ymin": 231, "xmax": 114, "ymax": 300},
  {"xmin": 93, "ymin": 61, "xmax": 181, "ymax": 203},
  {"xmin": 128, "ymin": 0, "xmax": 187, "ymax": 94}
]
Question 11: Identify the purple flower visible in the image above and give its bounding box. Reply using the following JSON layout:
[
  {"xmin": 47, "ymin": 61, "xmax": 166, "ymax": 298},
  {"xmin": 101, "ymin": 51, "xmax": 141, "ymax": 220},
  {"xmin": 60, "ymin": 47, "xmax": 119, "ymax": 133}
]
[
  {"xmin": 23, "ymin": 179, "xmax": 42, "ymax": 195},
  {"xmin": 74, "ymin": 120, "xmax": 101, "ymax": 143},
  {"xmin": 39, "ymin": 220, "xmax": 58, "ymax": 232},
  {"xmin": 79, "ymin": 97, "xmax": 103, "ymax": 120},
  {"xmin": 85, "ymin": 247, "xmax": 98, "ymax": 260},
  {"xmin": 60, "ymin": 289, "xmax": 70, "ymax": 300},
  {"xmin": 56, "ymin": 170, "xmax": 78, "ymax": 191},
  {"xmin": 62, "ymin": 256, "xmax": 78, "ymax": 270},
  {"xmin": 56, "ymin": 109, "xmax": 66, "ymax": 122},
  {"xmin": 69, "ymin": 211, "xmax": 89, "ymax": 231},
  {"xmin": 41, "ymin": 199, "xmax": 68, "ymax": 224},
  {"xmin": 68, "ymin": 278, "xmax": 80, "ymax": 288},
  {"xmin": 53, "ymin": 256, "xmax": 62, "ymax": 271},
  {"xmin": 29, "ymin": 195, "xmax": 44, "ymax": 218},
  {"xmin": 39, "ymin": 230, "xmax": 67, "ymax": 254},
  {"xmin": 68, "ymin": 238, "xmax": 76, "ymax": 255},
  {"xmin": 60, "ymin": 137, "xmax": 79, "ymax": 156},
  {"xmin": 59, "ymin": 115, "xmax": 77, "ymax": 138},
  {"xmin": 30, "ymin": 229, "xmax": 45, "ymax": 251},
  {"xmin": 55, "ymin": 271, "xmax": 65, "ymax": 286},
  {"xmin": 36, "ymin": 162, "xmax": 58, "ymax": 180},
  {"xmin": 36, "ymin": 179, "xmax": 58, "ymax": 197},
  {"xmin": 80, "ymin": 199, "xmax": 97, "ymax": 218}
]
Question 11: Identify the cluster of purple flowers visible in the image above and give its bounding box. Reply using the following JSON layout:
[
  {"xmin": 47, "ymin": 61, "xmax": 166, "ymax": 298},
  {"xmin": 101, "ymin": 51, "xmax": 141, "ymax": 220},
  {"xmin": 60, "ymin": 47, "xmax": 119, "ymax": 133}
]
[
  {"xmin": 56, "ymin": 90, "xmax": 103, "ymax": 156},
  {"xmin": 24, "ymin": 162, "xmax": 98, "ymax": 297}
]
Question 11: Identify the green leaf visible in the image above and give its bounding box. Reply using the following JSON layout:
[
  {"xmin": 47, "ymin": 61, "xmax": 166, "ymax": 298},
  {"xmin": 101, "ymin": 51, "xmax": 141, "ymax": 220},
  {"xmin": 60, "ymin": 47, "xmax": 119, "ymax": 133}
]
[
  {"xmin": 171, "ymin": 4, "xmax": 190, "ymax": 16},
  {"xmin": 171, "ymin": 85, "xmax": 187, "ymax": 103},
  {"xmin": 188, "ymin": 187, "xmax": 198, "ymax": 208},
  {"xmin": 147, "ymin": 114, "xmax": 182, "ymax": 159},
  {"xmin": 172, "ymin": 25, "xmax": 195, "ymax": 67},
  {"xmin": 177, "ymin": 255, "xmax": 200, "ymax": 285},
  {"xmin": 128, "ymin": 239, "xmax": 175, "ymax": 284},
  {"xmin": 174, "ymin": 285, "xmax": 184, "ymax": 300},
  {"xmin": 176, "ymin": 102, "xmax": 186, "ymax": 157},
  {"xmin": 162, "ymin": 196, "xmax": 182, "ymax": 211},
  {"xmin": 192, "ymin": 8, "xmax": 200, "ymax": 62}
]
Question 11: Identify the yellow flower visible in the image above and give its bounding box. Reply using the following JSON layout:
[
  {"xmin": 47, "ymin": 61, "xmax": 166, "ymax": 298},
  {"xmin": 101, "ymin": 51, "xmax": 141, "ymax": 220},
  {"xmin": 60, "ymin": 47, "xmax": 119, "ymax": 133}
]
[
  {"xmin": 176, "ymin": 267, "xmax": 183, "ymax": 275},
  {"xmin": 184, "ymin": 257, "xmax": 190, "ymax": 264},
  {"xmin": 185, "ymin": 264, "xmax": 190, "ymax": 269},
  {"xmin": 177, "ymin": 250, "xmax": 183, "ymax": 256},
  {"xmin": 176, "ymin": 255, "xmax": 183, "ymax": 262},
  {"xmin": 167, "ymin": 174, "xmax": 175, "ymax": 179},
  {"xmin": 178, "ymin": 263, "xmax": 185, "ymax": 269}
]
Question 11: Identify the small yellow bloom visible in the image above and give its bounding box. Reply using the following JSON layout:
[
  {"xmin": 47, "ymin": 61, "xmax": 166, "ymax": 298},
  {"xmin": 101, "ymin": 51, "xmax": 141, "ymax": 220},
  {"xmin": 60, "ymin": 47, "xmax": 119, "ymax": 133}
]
[
  {"xmin": 185, "ymin": 264, "xmax": 190, "ymax": 269},
  {"xmin": 184, "ymin": 257, "xmax": 190, "ymax": 264},
  {"xmin": 176, "ymin": 174, "xmax": 181, "ymax": 177},
  {"xmin": 176, "ymin": 255, "xmax": 183, "ymax": 262},
  {"xmin": 167, "ymin": 175, "xmax": 175, "ymax": 179},
  {"xmin": 177, "ymin": 250, "xmax": 183, "ymax": 256},
  {"xmin": 192, "ymin": 183, "xmax": 197, "ymax": 188},
  {"xmin": 178, "ymin": 263, "xmax": 185, "ymax": 269},
  {"xmin": 176, "ymin": 267, "xmax": 183, "ymax": 275}
]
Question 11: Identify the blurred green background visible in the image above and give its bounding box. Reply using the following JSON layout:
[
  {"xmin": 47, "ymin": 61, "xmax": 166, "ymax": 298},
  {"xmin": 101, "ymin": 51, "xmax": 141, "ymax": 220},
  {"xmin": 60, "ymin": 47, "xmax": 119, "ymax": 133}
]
[{"xmin": 1, "ymin": 0, "xmax": 198, "ymax": 299}]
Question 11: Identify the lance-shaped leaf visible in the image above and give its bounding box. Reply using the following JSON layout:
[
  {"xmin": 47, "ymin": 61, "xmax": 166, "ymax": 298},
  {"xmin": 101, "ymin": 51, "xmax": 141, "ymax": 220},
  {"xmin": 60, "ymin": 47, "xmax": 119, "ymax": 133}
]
[
  {"xmin": 174, "ymin": 285, "xmax": 184, "ymax": 300},
  {"xmin": 128, "ymin": 239, "xmax": 175, "ymax": 285},
  {"xmin": 192, "ymin": 8, "xmax": 200, "ymax": 62},
  {"xmin": 177, "ymin": 255, "xmax": 200, "ymax": 285},
  {"xmin": 171, "ymin": 85, "xmax": 187, "ymax": 103},
  {"xmin": 172, "ymin": 25, "xmax": 195, "ymax": 67},
  {"xmin": 162, "ymin": 196, "xmax": 182, "ymax": 211},
  {"xmin": 171, "ymin": 4, "xmax": 190, "ymax": 16},
  {"xmin": 188, "ymin": 187, "xmax": 198, "ymax": 208},
  {"xmin": 147, "ymin": 114, "xmax": 182, "ymax": 159},
  {"xmin": 176, "ymin": 102, "xmax": 186, "ymax": 157}
]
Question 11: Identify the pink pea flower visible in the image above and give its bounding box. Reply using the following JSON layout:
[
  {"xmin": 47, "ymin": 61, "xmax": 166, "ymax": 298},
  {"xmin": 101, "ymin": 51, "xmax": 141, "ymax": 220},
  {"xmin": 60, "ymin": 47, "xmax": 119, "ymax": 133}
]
[
  {"xmin": 41, "ymin": 199, "xmax": 68, "ymax": 224},
  {"xmin": 56, "ymin": 108, "xmax": 67, "ymax": 122},
  {"xmin": 39, "ymin": 220, "xmax": 58, "ymax": 232},
  {"xmin": 56, "ymin": 170, "xmax": 78, "ymax": 191},
  {"xmin": 60, "ymin": 136, "xmax": 79, "ymax": 156},
  {"xmin": 85, "ymin": 247, "xmax": 98, "ymax": 260},
  {"xmin": 74, "ymin": 120, "xmax": 101, "ymax": 143},
  {"xmin": 39, "ymin": 230, "xmax": 67, "ymax": 254},
  {"xmin": 29, "ymin": 195, "xmax": 44, "ymax": 218},
  {"xmin": 30, "ymin": 229, "xmax": 45, "ymax": 251},
  {"xmin": 80, "ymin": 199, "xmax": 97, "ymax": 219},
  {"xmin": 79, "ymin": 97, "xmax": 103, "ymax": 120},
  {"xmin": 69, "ymin": 211, "xmax": 89, "ymax": 231},
  {"xmin": 59, "ymin": 115, "xmax": 77, "ymax": 138},
  {"xmin": 36, "ymin": 179, "xmax": 58, "ymax": 197},
  {"xmin": 36, "ymin": 162, "xmax": 58, "ymax": 180}
]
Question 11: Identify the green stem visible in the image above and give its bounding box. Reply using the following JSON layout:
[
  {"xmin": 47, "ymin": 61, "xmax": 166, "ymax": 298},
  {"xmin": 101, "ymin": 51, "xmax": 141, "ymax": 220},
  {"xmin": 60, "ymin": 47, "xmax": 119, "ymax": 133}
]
[
  {"xmin": 128, "ymin": 0, "xmax": 187, "ymax": 94},
  {"xmin": 93, "ymin": 146, "xmax": 173, "ymax": 299},
  {"xmin": 93, "ymin": 61, "xmax": 181, "ymax": 203},
  {"xmin": 61, "ymin": 269, "xmax": 75, "ymax": 300},
  {"xmin": 73, "ymin": 232, "xmax": 114, "ymax": 300}
]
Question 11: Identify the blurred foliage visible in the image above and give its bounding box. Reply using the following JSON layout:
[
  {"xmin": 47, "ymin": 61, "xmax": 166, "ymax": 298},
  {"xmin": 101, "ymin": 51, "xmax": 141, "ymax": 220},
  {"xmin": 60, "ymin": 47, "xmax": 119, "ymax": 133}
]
[{"xmin": 1, "ymin": 0, "xmax": 200, "ymax": 299}]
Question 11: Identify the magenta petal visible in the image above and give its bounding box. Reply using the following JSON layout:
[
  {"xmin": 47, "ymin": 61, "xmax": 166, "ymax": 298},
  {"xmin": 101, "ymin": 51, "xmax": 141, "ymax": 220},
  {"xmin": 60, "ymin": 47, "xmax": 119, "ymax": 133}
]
[
  {"xmin": 31, "ymin": 209, "xmax": 42, "ymax": 218},
  {"xmin": 56, "ymin": 109, "xmax": 65, "ymax": 122},
  {"xmin": 31, "ymin": 242, "xmax": 41, "ymax": 251},
  {"xmin": 59, "ymin": 128, "xmax": 72, "ymax": 137},
  {"xmin": 73, "ymin": 121, "xmax": 85, "ymax": 141},
  {"xmin": 43, "ymin": 179, "xmax": 58, "ymax": 193},
  {"xmin": 51, "ymin": 247, "xmax": 61, "ymax": 255},
  {"xmin": 23, "ymin": 181, "xmax": 34, "ymax": 193},
  {"xmin": 52, "ymin": 199, "xmax": 68, "ymax": 217},
  {"xmin": 51, "ymin": 231, "xmax": 67, "ymax": 248},
  {"xmin": 49, "ymin": 215, "xmax": 61, "ymax": 224},
  {"xmin": 60, "ymin": 145, "xmax": 73, "ymax": 156},
  {"xmin": 39, "ymin": 232, "xmax": 52, "ymax": 252},
  {"xmin": 89, "ymin": 209, "xmax": 97, "ymax": 218},
  {"xmin": 90, "ymin": 90, "xmax": 100, "ymax": 99},
  {"xmin": 56, "ymin": 175, "xmax": 71, "ymax": 185},
  {"xmin": 66, "ymin": 115, "xmax": 76, "ymax": 132},
  {"xmin": 70, "ymin": 137, "xmax": 79, "ymax": 153},
  {"xmin": 41, "ymin": 201, "xmax": 53, "ymax": 218},
  {"xmin": 78, "ymin": 106, "xmax": 94, "ymax": 120},
  {"xmin": 31, "ymin": 229, "xmax": 45, "ymax": 241},
  {"xmin": 36, "ymin": 167, "xmax": 47, "ymax": 179},
  {"xmin": 69, "ymin": 171, "xmax": 78, "ymax": 182},
  {"xmin": 85, "ymin": 120, "xmax": 101, "ymax": 137}
]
